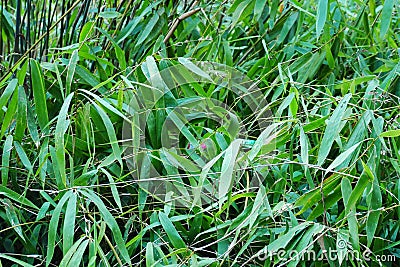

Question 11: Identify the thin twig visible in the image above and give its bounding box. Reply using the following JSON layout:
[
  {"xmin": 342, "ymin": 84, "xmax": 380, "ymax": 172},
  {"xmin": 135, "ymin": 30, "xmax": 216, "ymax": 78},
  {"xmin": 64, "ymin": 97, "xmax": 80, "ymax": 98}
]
[{"xmin": 163, "ymin": 8, "xmax": 201, "ymax": 44}]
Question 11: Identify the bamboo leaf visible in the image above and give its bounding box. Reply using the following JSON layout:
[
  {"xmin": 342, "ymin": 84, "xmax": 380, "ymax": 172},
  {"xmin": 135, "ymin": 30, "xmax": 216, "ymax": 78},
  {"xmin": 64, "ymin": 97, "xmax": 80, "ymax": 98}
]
[
  {"xmin": 92, "ymin": 102, "xmax": 122, "ymax": 166},
  {"xmin": 380, "ymin": 0, "xmax": 394, "ymax": 39},
  {"xmin": 158, "ymin": 212, "xmax": 186, "ymax": 249},
  {"xmin": 66, "ymin": 50, "xmax": 79, "ymax": 96},
  {"xmin": 0, "ymin": 79, "xmax": 18, "ymax": 121},
  {"xmin": 316, "ymin": 0, "xmax": 328, "ymax": 38},
  {"xmin": 146, "ymin": 242, "xmax": 155, "ymax": 267},
  {"xmin": 100, "ymin": 168, "xmax": 123, "ymax": 213},
  {"xmin": 267, "ymin": 222, "xmax": 310, "ymax": 251},
  {"xmin": 347, "ymin": 161, "xmax": 373, "ymax": 210},
  {"xmin": 325, "ymin": 141, "xmax": 362, "ymax": 174},
  {"xmin": 136, "ymin": 13, "xmax": 159, "ymax": 46},
  {"xmin": 97, "ymin": 28, "xmax": 126, "ymax": 70},
  {"xmin": 79, "ymin": 189, "xmax": 131, "ymax": 265},
  {"xmin": 178, "ymin": 57, "xmax": 212, "ymax": 82},
  {"xmin": 0, "ymin": 254, "xmax": 34, "ymax": 267},
  {"xmin": 46, "ymin": 190, "xmax": 73, "ymax": 266},
  {"xmin": 254, "ymin": 0, "xmax": 267, "ymax": 22},
  {"xmin": 317, "ymin": 94, "xmax": 351, "ymax": 166},
  {"xmin": 55, "ymin": 93, "xmax": 74, "ymax": 188},
  {"xmin": 3, "ymin": 198, "xmax": 25, "ymax": 241},
  {"xmin": 63, "ymin": 192, "xmax": 77, "ymax": 255},
  {"xmin": 380, "ymin": 129, "xmax": 400, "ymax": 138},
  {"xmin": 59, "ymin": 236, "xmax": 86, "ymax": 267},
  {"xmin": 2, "ymin": 135, "xmax": 13, "ymax": 186},
  {"xmin": 341, "ymin": 178, "xmax": 360, "ymax": 251},
  {"xmin": 14, "ymin": 141, "xmax": 33, "ymax": 173},
  {"xmin": 219, "ymin": 139, "xmax": 242, "ymax": 207},
  {"xmin": 366, "ymin": 172, "xmax": 382, "ymax": 247},
  {"xmin": 99, "ymin": 11, "xmax": 121, "ymax": 19},
  {"xmin": 67, "ymin": 239, "xmax": 89, "ymax": 267},
  {"xmin": 0, "ymin": 185, "xmax": 38, "ymax": 209},
  {"xmin": 15, "ymin": 87, "xmax": 27, "ymax": 141},
  {"xmin": 30, "ymin": 59, "xmax": 49, "ymax": 132},
  {"xmin": 0, "ymin": 86, "xmax": 18, "ymax": 139}
]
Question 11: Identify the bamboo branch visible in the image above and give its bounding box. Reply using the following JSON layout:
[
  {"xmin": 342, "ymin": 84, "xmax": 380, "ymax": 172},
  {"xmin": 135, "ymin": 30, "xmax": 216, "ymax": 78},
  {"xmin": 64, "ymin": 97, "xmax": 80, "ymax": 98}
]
[{"xmin": 163, "ymin": 7, "xmax": 201, "ymax": 44}]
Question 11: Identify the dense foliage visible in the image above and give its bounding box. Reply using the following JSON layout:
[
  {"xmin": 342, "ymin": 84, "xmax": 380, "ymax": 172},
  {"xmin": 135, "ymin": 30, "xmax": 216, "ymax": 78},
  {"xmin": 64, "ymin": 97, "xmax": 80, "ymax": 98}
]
[{"xmin": 0, "ymin": 0, "xmax": 399, "ymax": 266}]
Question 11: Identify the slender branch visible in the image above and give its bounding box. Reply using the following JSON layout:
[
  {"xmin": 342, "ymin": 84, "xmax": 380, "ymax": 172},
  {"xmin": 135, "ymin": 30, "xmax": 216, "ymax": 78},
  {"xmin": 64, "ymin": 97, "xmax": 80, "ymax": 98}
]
[{"xmin": 163, "ymin": 7, "xmax": 201, "ymax": 44}]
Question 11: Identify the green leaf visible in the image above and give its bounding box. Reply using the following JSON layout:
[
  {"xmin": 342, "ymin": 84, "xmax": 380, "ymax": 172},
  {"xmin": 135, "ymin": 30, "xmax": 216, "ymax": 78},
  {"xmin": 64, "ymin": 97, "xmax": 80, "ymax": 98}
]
[
  {"xmin": 99, "ymin": 11, "xmax": 121, "ymax": 19},
  {"xmin": 248, "ymin": 123, "xmax": 281, "ymax": 161},
  {"xmin": 307, "ymin": 185, "xmax": 342, "ymax": 220},
  {"xmin": 100, "ymin": 168, "xmax": 123, "ymax": 213},
  {"xmin": 334, "ymin": 75, "xmax": 376, "ymax": 89},
  {"xmin": 366, "ymin": 171, "xmax": 382, "ymax": 247},
  {"xmin": 254, "ymin": 0, "xmax": 267, "ymax": 22},
  {"xmin": 96, "ymin": 28, "xmax": 126, "ymax": 70},
  {"xmin": 317, "ymin": 94, "xmax": 351, "ymax": 166},
  {"xmin": 36, "ymin": 202, "xmax": 50, "ymax": 221},
  {"xmin": 0, "ymin": 79, "xmax": 18, "ymax": 121},
  {"xmin": 277, "ymin": 13, "xmax": 299, "ymax": 45},
  {"xmin": 0, "ymin": 254, "xmax": 35, "ymax": 267},
  {"xmin": 0, "ymin": 86, "xmax": 18, "ymax": 139},
  {"xmin": 27, "ymin": 104, "xmax": 40, "ymax": 147},
  {"xmin": 316, "ymin": 0, "xmax": 328, "ymax": 38},
  {"xmin": 380, "ymin": 129, "xmax": 400, "ymax": 138},
  {"xmin": 230, "ymin": 0, "xmax": 252, "ymax": 28},
  {"xmin": 247, "ymin": 185, "xmax": 269, "ymax": 230},
  {"xmin": 92, "ymin": 102, "xmax": 122, "ymax": 166},
  {"xmin": 166, "ymin": 108, "xmax": 199, "ymax": 148},
  {"xmin": 79, "ymin": 189, "xmax": 131, "ymax": 265},
  {"xmin": 347, "ymin": 161, "xmax": 373, "ymax": 210},
  {"xmin": 178, "ymin": 57, "xmax": 212, "ymax": 82},
  {"xmin": 341, "ymin": 178, "xmax": 360, "ymax": 251},
  {"xmin": 219, "ymin": 139, "xmax": 242, "ymax": 207},
  {"xmin": 63, "ymin": 192, "xmax": 77, "ymax": 255},
  {"xmin": 288, "ymin": 223, "xmax": 325, "ymax": 267},
  {"xmin": 2, "ymin": 135, "xmax": 13, "ymax": 186},
  {"xmin": 67, "ymin": 239, "xmax": 89, "ymax": 267},
  {"xmin": 337, "ymin": 229, "xmax": 349, "ymax": 265},
  {"xmin": 267, "ymin": 222, "xmax": 310, "ymax": 251},
  {"xmin": 59, "ymin": 236, "xmax": 86, "ymax": 267},
  {"xmin": 325, "ymin": 141, "xmax": 362, "ymax": 174},
  {"xmin": 14, "ymin": 86, "xmax": 27, "ymax": 141},
  {"xmin": 75, "ymin": 65, "xmax": 106, "ymax": 93},
  {"xmin": 14, "ymin": 141, "xmax": 33, "ymax": 173},
  {"xmin": 17, "ymin": 59, "xmax": 29, "ymax": 85},
  {"xmin": 66, "ymin": 49, "xmax": 79, "ymax": 96},
  {"xmin": 146, "ymin": 242, "xmax": 155, "ymax": 267},
  {"xmin": 161, "ymin": 149, "xmax": 200, "ymax": 173},
  {"xmin": 295, "ymin": 175, "xmax": 341, "ymax": 215},
  {"xmin": 337, "ymin": 111, "xmax": 371, "ymax": 169},
  {"xmin": 3, "ymin": 198, "xmax": 25, "ymax": 241},
  {"xmin": 46, "ymin": 190, "xmax": 73, "ymax": 266},
  {"xmin": 380, "ymin": 0, "xmax": 394, "ymax": 39},
  {"xmin": 158, "ymin": 212, "xmax": 186, "ymax": 249},
  {"xmin": 325, "ymin": 44, "xmax": 335, "ymax": 69},
  {"xmin": 136, "ymin": 13, "xmax": 159, "ymax": 46},
  {"xmin": 30, "ymin": 59, "xmax": 49, "ymax": 132},
  {"xmin": 0, "ymin": 185, "xmax": 38, "ymax": 209},
  {"xmin": 79, "ymin": 21, "xmax": 95, "ymax": 42},
  {"xmin": 78, "ymin": 89, "xmax": 129, "ymax": 120},
  {"xmin": 55, "ymin": 93, "xmax": 74, "ymax": 188}
]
